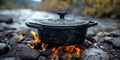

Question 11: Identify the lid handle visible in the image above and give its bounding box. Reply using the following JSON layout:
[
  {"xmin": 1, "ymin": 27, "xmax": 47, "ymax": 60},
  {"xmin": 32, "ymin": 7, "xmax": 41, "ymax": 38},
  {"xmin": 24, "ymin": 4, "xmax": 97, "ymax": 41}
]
[{"xmin": 57, "ymin": 12, "xmax": 67, "ymax": 19}]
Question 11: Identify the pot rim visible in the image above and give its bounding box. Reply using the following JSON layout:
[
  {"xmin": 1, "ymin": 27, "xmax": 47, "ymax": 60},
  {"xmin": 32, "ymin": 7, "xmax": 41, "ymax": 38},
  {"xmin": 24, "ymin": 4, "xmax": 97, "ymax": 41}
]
[{"xmin": 26, "ymin": 21, "xmax": 89, "ymax": 30}]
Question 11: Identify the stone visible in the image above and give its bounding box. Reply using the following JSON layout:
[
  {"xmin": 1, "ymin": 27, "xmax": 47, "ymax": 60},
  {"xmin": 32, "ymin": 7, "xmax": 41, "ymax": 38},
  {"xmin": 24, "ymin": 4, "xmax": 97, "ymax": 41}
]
[
  {"xmin": 84, "ymin": 36, "xmax": 96, "ymax": 47},
  {"xmin": 104, "ymin": 37, "xmax": 113, "ymax": 42},
  {"xmin": 0, "ymin": 43, "xmax": 9, "ymax": 56},
  {"xmin": 0, "ymin": 23, "xmax": 16, "ymax": 32},
  {"xmin": 6, "ymin": 44, "xmax": 40, "ymax": 60},
  {"xmin": 110, "ymin": 30, "xmax": 120, "ymax": 37},
  {"xmin": 0, "ymin": 15, "xmax": 13, "ymax": 24},
  {"xmin": 112, "ymin": 37, "xmax": 120, "ymax": 47},
  {"xmin": 9, "ymin": 34, "xmax": 19, "ymax": 46},
  {"xmin": 87, "ymin": 30, "xmax": 96, "ymax": 36},
  {"xmin": 109, "ymin": 49, "xmax": 120, "ymax": 60},
  {"xmin": 81, "ymin": 48, "xmax": 109, "ymax": 60},
  {"xmin": 0, "ymin": 57, "xmax": 21, "ymax": 60}
]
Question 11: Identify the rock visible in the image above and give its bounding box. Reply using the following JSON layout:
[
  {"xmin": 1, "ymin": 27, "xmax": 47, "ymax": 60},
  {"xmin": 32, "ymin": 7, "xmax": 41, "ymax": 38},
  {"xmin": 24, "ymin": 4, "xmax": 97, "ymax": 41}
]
[
  {"xmin": 0, "ymin": 43, "xmax": 9, "ymax": 56},
  {"xmin": 9, "ymin": 34, "xmax": 19, "ymax": 46},
  {"xmin": 97, "ymin": 42, "xmax": 113, "ymax": 51},
  {"xmin": 110, "ymin": 30, "xmax": 120, "ymax": 37},
  {"xmin": 81, "ymin": 48, "xmax": 109, "ymax": 60},
  {"xmin": 84, "ymin": 36, "xmax": 96, "ymax": 47},
  {"xmin": 96, "ymin": 32, "xmax": 105, "ymax": 38},
  {"xmin": 6, "ymin": 44, "xmax": 40, "ymax": 60},
  {"xmin": 0, "ymin": 57, "xmax": 21, "ymax": 60},
  {"xmin": 109, "ymin": 49, "xmax": 120, "ymax": 60},
  {"xmin": 0, "ymin": 15, "xmax": 13, "ymax": 24},
  {"xmin": 0, "ymin": 23, "xmax": 16, "ymax": 32},
  {"xmin": 87, "ymin": 30, "xmax": 96, "ymax": 36},
  {"xmin": 112, "ymin": 37, "xmax": 120, "ymax": 47},
  {"xmin": 104, "ymin": 37, "xmax": 113, "ymax": 42},
  {"xmin": 38, "ymin": 56, "xmax": 49, "ymax": 60}
]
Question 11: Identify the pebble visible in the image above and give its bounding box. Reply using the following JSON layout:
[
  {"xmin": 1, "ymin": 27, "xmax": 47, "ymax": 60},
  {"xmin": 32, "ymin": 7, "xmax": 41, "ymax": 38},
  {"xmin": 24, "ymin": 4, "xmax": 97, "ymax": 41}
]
[
  {"xmin": 0, "ymin": 43, "xmax": 9, "ymax": 56},
  {"xmin": 81, "ymin": 48, "xmax": 109, "ymax": 60}
]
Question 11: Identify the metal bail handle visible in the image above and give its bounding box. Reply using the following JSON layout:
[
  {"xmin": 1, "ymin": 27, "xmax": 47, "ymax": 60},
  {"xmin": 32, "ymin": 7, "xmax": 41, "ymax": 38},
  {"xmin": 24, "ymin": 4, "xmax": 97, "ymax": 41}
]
[{"xmin": 57, "ymin": 12, "xmax": 67, "ymax": 19}]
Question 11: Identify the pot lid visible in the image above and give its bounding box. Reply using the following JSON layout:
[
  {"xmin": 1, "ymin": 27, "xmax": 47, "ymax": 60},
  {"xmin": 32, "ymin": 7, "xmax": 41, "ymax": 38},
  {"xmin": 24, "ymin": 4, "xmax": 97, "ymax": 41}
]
[{"xmin": 30, "ymin": 12, "xmax": 89, "ymax": 26}]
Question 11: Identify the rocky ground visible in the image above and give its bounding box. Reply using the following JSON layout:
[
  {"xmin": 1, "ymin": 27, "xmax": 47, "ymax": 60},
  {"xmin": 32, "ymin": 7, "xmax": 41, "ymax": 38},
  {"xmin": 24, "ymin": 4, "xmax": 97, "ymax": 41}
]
[{"xmin": 0, "ymin": 9, "xmax": 120, "ymax": 60}]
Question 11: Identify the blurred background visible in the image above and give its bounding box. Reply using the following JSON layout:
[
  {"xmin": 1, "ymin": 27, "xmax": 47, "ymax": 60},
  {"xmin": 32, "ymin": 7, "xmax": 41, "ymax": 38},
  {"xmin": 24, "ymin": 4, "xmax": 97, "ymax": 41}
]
[
  {"xmin": 0, "ymin": 0, "xmax": 120, "ymax": 18},
  {"xmin": 0, "ymin": 0, "xmax": 120, "ymax": 32}
]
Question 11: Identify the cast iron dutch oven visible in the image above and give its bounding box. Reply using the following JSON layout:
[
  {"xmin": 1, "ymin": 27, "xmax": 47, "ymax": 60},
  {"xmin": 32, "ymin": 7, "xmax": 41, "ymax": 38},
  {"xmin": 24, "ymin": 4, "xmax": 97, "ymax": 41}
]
[{"xmin": 26, "ymin": 12, "xmax": 97, "ymax": 46}]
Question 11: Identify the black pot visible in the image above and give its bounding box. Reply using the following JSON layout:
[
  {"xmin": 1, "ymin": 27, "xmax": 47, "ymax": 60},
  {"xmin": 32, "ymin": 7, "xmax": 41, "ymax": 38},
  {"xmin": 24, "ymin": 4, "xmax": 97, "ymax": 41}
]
[{"xmin": 26, "ymin": 12, "xmax": 97, "ymax": 46}]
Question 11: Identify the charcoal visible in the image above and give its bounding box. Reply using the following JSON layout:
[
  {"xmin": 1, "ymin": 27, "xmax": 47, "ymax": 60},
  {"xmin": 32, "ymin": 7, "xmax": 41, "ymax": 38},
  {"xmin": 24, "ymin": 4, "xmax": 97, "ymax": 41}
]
[
  {"xmin": 6, "ymin": 44, "xmax": 40, "ymax": 60},
  {"xmin": 0, "ymin": 43, "xmax": 9, "ymax": 56},
  {"xmin": 0, "ymin": 57, "xmax": 21, "ymax": 60},
  {"xmin": 58, "ymin": 52, "xmax": 80, "ymax": 60},
  {"xmin": 81, "ymin": 48, "xmax": 109, "ymax": 60},
  {"xmin": 112, "ymin": 37, "xmax": 120, "ymax": 47},
  {"xmin": 40, "ymin": 49, "xmax": 52, "ymax": 57}
]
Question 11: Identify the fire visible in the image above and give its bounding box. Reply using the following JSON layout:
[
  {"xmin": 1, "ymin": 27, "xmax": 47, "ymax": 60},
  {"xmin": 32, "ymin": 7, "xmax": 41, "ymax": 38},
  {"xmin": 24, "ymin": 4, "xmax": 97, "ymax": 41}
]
[
  {"xmin": 50, "ymin": 45, "xmax": 81, "ymax": 59},
  {"xmin": 19, "ymin": 34, "xmax": 23, "ymax": 40},
  {"xmin": 74, "ymin": 48, "xmax": 81, "ymax": 56},
  {"xmin": 28, "ymin": 44, "xmax": 35, "ymax": 49},
  {"xmin": 19, "ymin": 31, "xmax": 82, "ymax": 59},
  {"xmin": 41, "ymin": 43, "xmax": 48, "ymax": 50},
  {"xmin": 30, "ymin": 31, "xmax": 40, "ymax": 44},
  {"xmin": 19, "ymin": 31, "xmax": 41, "ymax": 49}
]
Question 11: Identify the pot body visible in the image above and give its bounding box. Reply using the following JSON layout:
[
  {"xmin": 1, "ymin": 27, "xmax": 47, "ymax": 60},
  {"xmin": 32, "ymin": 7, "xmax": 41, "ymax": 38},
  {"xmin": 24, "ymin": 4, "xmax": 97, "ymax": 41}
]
[
  {"xmin": 38, "ymin": 26, "xmax": 88, "ymax": 46},
  {"xmin": 26, "ymin": 20, "xmax": 97, "ymax": 46}
]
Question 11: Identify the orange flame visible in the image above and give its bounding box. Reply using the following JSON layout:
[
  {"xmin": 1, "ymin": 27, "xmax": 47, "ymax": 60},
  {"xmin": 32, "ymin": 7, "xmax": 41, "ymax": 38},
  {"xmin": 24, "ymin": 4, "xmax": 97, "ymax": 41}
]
[
  {"xmin": 51, "ymin": 47, "xmax": 59, "ymax": 58},
  {"xmin": 27, "ymin": 44, "xmax": 35, "ymax": 49},
  {"xmin": 74, "ymin": 48, "xmax": 81, "ymax": 56},
  {"xmin": 50, "ymin": 45, "xmax": 81, "ymax": 59},
  {"xmin": 41, "ymin": 43, "xmax": 48, "ymax": 50},
  {"xmin": 19, "ymin": 34, "xmax": 23, "ymax": 40},
  {"xmin": 30, "ymin": 31, "xmax": 40, "ymax": 44},
  {"xmin": 66, "ymin": 46, "xmax": 75, "ymax": 53}
]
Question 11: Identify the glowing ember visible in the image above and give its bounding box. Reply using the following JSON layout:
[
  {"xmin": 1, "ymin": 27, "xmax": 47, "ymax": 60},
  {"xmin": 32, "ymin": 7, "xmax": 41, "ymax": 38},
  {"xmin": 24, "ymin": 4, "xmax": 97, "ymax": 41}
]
[
  {"xmin": 66, "ymin": 46, "xmax": 75, "ymax": 53},
  {"xmin": 28, "ymin": 44, "xmax": 35, "ymax": 49},
  {"xmin": 51, "ymin": 47, "xmax": 59, "ymax": 58},
  {"xmin": 50, "ymin": 45, "xmax": 81, "ymax": 59},
  {"xmin": 41, "ymin": 43, "xmax": 48, "ymax": 50},
  {"xmin": 30, "ymin": 31, "xmax": 40, "ymax": 44},
  {"xmin": 74, "ymin": 48, "xmax": 81, "ymax": 56},
  {"xmin": 19, "ymin": 34, "xmax": 23, "ymax": 40}
]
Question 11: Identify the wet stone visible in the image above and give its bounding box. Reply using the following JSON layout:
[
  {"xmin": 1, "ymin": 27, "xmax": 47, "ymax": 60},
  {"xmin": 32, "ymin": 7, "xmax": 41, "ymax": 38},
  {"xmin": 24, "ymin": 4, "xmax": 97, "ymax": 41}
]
[
  {"xmin": 6, "ymin": 44, "xmax": 40, "ymax": 60},
  {"xmin": 0, "ymin": 23, "xmax": 16, "ymax": 32},
  {"xmin": 9, "ymin": 34, "xmax": 19, "ymax": 46},
  {"xmin": 87, "ymin": 30, "xmax": 96, "ymax": 36},
  {"xmin": 0, "ymin": 15, "xmax": 13, "ymax": 24},
  {"xmin": 112, "ymin": 37, "xmax": 120, "ymax": 47},
  {"xmin": 81, "ymin": 48, "xmax": 109, "ymax": 60},
  {"xmin": 110, "ymin": 30, "xmax": 120, "ymax": 37},
  {"xmin": 0, "ymin": 43, "xmax": 9, "ymax": 56},
  {"xmin": 109, "ymin": 49, "xmax": 120, "ymax": 59},
  {"xmin": 0, "ymin": 57, "xmax": 21, "ymax": 60},
  {"xmin": 104, "ymin": 37, "xmax": 113, "ymax": 42},
  {"xmin": 84, "ymin": 36, "xmax": 96, "ymax": 47}
]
